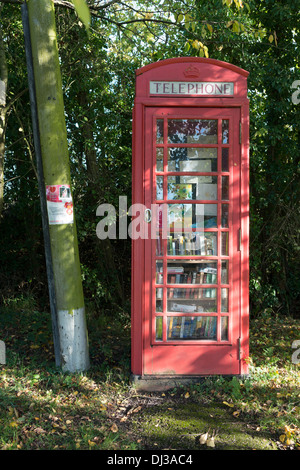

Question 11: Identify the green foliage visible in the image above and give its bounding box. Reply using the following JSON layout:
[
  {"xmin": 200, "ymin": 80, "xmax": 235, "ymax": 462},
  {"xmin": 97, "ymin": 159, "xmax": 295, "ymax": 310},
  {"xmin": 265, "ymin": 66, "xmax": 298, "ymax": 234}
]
[{"xmin": 0, "ymin": 0, "xmax": 299, "ymax": 318}]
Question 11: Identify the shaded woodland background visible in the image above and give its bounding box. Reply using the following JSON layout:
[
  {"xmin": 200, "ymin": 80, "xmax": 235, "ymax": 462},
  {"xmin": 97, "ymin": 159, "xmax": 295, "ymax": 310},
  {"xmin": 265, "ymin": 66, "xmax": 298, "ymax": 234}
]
[{"xmin": 0, "ymin": 0, "xmax": 299, "ymax": 320}]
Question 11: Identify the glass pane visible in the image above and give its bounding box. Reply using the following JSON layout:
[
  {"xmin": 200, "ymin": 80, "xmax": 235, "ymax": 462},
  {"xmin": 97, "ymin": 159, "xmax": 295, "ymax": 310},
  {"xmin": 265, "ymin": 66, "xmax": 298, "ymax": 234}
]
[
  {"xmin": 155, "ymin": 204, "xmax": 165, "ymax": 256},
  {"xmin": 168, "ymin": 203, "xmax": 217, "ymax": 229},
  {"xmin": 221, "ymin": 232, "xmax": 229, "ymax": 256},
  {"xmin": 222, "ymin": 205, "xmax": 229, "ymax": 228},
  {"xmin": 168, "ymin": 119, "xmax": 218, "ymax": 144},
  {"xmin": 168, "ymin": 148, "xmax": 218, "ymax": 172},
  {"xmin": 156, "ymin": 288, "xmax": 163, "ymax": 312},
  {"xmin": 222, "ymin": 148, "xmax": 229, "ymax": 172},
  {"xmin": 156, "ymin": 148, "xmax": 164, "ymax": 172},
  {"xmin": 221, "ymin": 260, "xmax": 229, "ymax": 284},
  {"xmin": 167, "ymin": 288, "xmax": 217, "ymax": 313},
  {"xmin": 221, "ymin": 317, "xmax": 228, "ymax": 341},
  {"xmin": 156, "ymin": 119, "xmax": 164, "ymax": 144},
  {"xmin": 167, "ymin": 261, "xmax": 217, "ymax": 284},
  {"xmin": 156, "ymin": 176, "xmax": 163, "ymax": 200},
  {"xmin": 155, "ymin": 317, "xmax": 163, "ymax": 341},
  {"xmin": 222, "ymin": 120, "xmax": 229, "ymax": 144},
  {"xmin": 221, "ymin": 288, "xmax": 229, "ymax": 312},
  {"xmin": 156, "ymin": 231, "xmax": 163, "ymax": 256},
  {"xmin": 156, "ymin": 261, "xmax": 163, "ymax": 284},
  {"xmin": 167, "ymin": 316, "xmax": 217, "ymax": 340},
  {"xmin": 222, "ymin": 176, "xmax": 229, "ymax": 200},
  {"xmin": 167, "ymin": 176, "xmax": 217, "ymax": 200},
  {"xmin": 167, "ymin": 232, "xmax": 217, "ymax": 256}
]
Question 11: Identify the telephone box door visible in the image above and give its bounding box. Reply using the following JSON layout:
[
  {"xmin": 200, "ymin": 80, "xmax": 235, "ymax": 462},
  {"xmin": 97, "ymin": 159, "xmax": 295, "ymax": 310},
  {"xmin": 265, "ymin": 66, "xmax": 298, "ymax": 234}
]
[{"xmin": 143, "ymin": 106, "xmax": 241, "ymax": 375}]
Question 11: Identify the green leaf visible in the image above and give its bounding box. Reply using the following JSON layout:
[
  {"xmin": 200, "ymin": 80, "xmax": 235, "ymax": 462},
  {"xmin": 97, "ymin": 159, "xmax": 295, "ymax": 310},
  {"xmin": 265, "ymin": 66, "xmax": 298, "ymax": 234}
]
[
  {"xmin": 184, "ymin": 13, "xmax": 191, "ymax": 30},
  {"xmin": 244, "ymin": 2, "xmax": 251, "ymax": 13},
  {"xmin": 232, "ymin": 20, "xmax": 240, "ymax": 33},
  {"xmin": 206, "ymin": 23, "xmax": 213, "ymax": 34},
  {"xmin": 184, "ymin": 41, "xmax": 191, "ymax": 53},
  {"xmin": 71, "ymin": 0, "xmax": 91, "ymax": 34}
]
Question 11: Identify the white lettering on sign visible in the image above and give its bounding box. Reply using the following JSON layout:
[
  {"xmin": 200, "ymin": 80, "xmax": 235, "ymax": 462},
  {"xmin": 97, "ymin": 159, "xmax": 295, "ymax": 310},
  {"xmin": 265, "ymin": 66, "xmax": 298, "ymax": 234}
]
[{"xmin": 150, "ymin": 81, "xmax": 234, "ymax": 96}]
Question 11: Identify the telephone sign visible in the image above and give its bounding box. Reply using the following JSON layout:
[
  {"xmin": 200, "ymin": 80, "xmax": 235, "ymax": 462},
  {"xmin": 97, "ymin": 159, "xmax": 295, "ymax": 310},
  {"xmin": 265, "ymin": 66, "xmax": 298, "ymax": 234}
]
[{"xmin": 150, "ymin": 81, "xmax": 234, "ymax": 96}]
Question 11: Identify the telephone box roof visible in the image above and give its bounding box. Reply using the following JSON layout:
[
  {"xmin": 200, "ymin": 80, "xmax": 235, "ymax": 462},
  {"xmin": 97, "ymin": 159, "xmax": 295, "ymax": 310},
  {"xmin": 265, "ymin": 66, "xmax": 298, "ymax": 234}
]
[{"xmin": 136, "ymin": 57, "xmax": 249, "ymax": 78}]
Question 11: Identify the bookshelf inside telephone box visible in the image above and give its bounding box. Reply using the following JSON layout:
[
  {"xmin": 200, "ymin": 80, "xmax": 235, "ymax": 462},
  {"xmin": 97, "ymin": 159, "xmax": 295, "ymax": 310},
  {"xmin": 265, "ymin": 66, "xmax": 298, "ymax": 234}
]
[{"xmin": 132, "ymin": 58, "xmax": 249, "ymax": 386}]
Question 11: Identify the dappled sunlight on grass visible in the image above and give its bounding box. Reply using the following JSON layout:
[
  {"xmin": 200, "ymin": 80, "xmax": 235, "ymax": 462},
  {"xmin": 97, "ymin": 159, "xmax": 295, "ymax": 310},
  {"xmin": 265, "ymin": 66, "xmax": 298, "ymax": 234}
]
[{"xmin": 0, "ymin": 298, "xmax": 299, "ymax": 449}]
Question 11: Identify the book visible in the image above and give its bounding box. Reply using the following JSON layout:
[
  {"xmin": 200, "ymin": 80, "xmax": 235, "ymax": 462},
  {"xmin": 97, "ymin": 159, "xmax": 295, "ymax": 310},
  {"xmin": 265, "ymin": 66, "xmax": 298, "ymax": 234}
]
[
  {"xmin": 170, "ymin": 317, "xmax": 180, "ymax": 339},
  {"xmin": 180, "ymin": 317, "xmax": 186, "ymax": 338},
  {"xmin": 167, "ymin": 317, "xmax": 174, "ymax": 339},
  {"xmin": 182, "ymin": 316, "xmax": 192, "ymax": 338}
]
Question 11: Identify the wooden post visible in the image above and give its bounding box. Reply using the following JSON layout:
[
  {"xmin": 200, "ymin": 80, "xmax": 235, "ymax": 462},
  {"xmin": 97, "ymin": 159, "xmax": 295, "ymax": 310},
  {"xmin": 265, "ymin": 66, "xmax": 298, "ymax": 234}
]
[{"xmin": 24, "ymin": 0, "xmax": 89, "ymax": 372}]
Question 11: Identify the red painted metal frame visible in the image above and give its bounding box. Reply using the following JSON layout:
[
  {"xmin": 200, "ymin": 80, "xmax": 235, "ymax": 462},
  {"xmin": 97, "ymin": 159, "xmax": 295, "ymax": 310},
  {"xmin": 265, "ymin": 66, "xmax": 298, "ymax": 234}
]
[{"xmin": 132, "ymin": 58, "xmax": 249, "ymax": 377}]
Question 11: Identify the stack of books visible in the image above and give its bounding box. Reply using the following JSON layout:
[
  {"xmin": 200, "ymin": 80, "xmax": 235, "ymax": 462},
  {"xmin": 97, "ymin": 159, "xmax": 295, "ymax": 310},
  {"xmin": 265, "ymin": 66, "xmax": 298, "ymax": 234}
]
[
  {"xmin": 167, "ymin": 233, "xmax": 217, "ymax": 256},
  {"xmin": 168, "ymin": 316, "xmax": 217, "ymax": 340}
]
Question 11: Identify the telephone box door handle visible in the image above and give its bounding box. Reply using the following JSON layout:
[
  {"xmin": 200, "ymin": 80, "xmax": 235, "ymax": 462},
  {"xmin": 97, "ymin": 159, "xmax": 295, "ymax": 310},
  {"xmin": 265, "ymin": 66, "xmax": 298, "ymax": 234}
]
[{"xmin": 145, "ymin": 208, "xmax": 152, "ymax": 223}]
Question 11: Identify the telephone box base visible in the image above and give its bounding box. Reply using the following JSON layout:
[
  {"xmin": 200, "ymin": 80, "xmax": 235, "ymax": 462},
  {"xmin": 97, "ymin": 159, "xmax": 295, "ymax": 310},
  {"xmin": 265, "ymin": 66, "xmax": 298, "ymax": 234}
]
[{"xmin": 131, "ymin": 374, "xmax": 249, "ymax": 392}]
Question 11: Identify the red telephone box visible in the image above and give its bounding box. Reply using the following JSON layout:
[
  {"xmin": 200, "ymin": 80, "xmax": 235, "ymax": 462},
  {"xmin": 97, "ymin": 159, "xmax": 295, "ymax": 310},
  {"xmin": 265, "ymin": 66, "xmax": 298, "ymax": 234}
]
[{"xmin": 131, "ymin": 58, "xmax": 249, "ymax": 389}]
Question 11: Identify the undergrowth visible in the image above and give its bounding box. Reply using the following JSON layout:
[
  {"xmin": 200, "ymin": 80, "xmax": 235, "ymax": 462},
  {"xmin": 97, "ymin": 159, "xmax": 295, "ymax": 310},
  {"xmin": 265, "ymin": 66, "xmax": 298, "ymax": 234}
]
[{"xmin": 0, "ymin": 297, "xmax": 299, "ymax": 450}]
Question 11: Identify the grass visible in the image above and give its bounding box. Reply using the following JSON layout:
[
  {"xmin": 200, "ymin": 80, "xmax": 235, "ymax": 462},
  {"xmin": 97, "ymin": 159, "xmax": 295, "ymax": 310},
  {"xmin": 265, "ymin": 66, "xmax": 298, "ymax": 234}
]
[{"xmin": 0, "ymin": 296, "xmax": 299, "ymax": 450}]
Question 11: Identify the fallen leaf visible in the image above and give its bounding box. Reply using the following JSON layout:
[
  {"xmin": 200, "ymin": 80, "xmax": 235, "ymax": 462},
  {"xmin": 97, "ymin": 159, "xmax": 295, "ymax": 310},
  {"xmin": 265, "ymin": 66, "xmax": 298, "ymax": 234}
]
[
  {"xmin": 9, "ymin": 421, "xmax": 18, "ymax": 428},
  {"xmin": 199, "ymin": 432, "xmax": 208, "ymax": 445},
  {"xmin": 206, "ymin": 436, "xmax": 215, "ymax": 448},
  {"xmin": 110, "ymin": 423, "xmax": 118, "ymax": 433},
  {"xmin": 133, "ymin": 406, "xmax": 142, "ymax": 413},
  {"xmin": 223, "ymin": 401, "xmax": 234, "ymax": 408},
  {"xmin": 33, "ymin": 427, "xmax": 46, "ymax": 434},
  {"xmin": 185, "ymin": 392, "xmax": 190, "ymax": 399}
]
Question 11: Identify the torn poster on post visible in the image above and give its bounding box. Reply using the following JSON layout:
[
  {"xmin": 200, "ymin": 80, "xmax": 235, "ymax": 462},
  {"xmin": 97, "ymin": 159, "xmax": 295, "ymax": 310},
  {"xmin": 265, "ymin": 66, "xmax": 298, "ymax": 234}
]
[{"xmin": 46, "ymin": 184, "xmax": 73, "ymax": 225}]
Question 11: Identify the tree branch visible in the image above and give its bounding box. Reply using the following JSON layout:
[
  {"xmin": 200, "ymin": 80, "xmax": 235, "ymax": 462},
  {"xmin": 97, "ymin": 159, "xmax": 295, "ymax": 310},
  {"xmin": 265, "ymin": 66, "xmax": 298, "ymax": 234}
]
[{"xmin": 3, "ymin": 87, "xmax": 28, "ymax": 114}]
